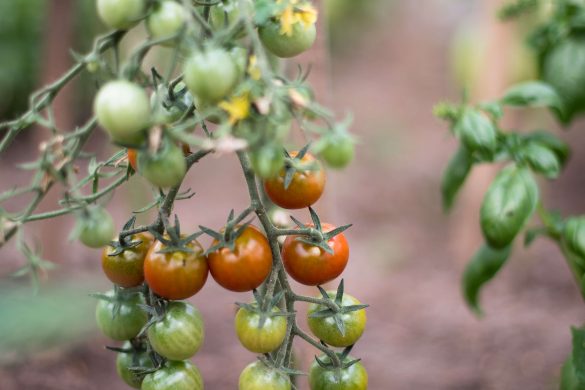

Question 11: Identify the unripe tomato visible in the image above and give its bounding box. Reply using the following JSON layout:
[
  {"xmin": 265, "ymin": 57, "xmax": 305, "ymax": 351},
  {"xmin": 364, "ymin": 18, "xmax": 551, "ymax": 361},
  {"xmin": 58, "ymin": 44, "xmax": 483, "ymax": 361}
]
[
  {"xmin": 146, "ymin": 0, "xmax": 186, "ymax": 45},
  {"xmin": 141, "ymin": 360, "xmax": 204, "ymax": 390},
  {"xmin": 94, "ymin": 80, "xmax": 150, "ymax": 145},
  {"xmin": 95, "ymin": 290, "xmax": 148, "ymax": 341},
  {"xmin": 148, "ymin": 302, "xmax": 205, "ymax": 360},
  {"xmin": 282, "ymin": 223, "xmax": 349, "ymax": 286},
  {"xmin": 321, "ymin": 136, "xmax": 355, "ymax": 169},
  {"xmin": 239, "ymin": 361, "xmax": 292, "ymax": 390},
  {"xmin": 259, "ymin": 21, "xmax": 316, "ymax": 58},
  {"xmin": 250, "ymin": 147, "xmax": 285, "ymax": 179},
  {"xmin": 208, "ymin": 225, "xmax": 272, "ymax": 292},
  {"xmin": 480, "ymin": 165, "xmax": 539, "ymax": 248},
  {"xmin": 77, "ymin": 206, "xmax": 115, "ymax": 249},
  {"xmin": 144, "ymin": 237, "xmax": 209, "ymax": 300},
  {"xmin": 307, "ymin": 292, "xmax": 366, "ymax": 348},
  {"xmin": 101, "ymin": 232, "xmax": 153, "ymax": 288},
  {"xmin": 116, "ymin": 341, "xmax": 153, "ymax": 389},
  {"xmin": 97, "ymin": 0, "xmax": 146, "ymax": 30},
  {"xmin": 264, "ymin": 152, "xmax": 326, "ymax": 209},
  {"xmin": 235, "ymin": 304, "xmax": 287, "ymax": 353},
  {"xmin": 138, "ymin": 140, "xmax": 187, "ymax": 188},
  {"xmin": 209, "ymin": 0, "xmax": 240, "ymax": 30},
  {"xmin": 150, "ymin": 84, "xmax": 193, "ymax": 124},
  {"xmin": 183, "ymin": 48, "xmax": 238, "ymax": 104},
  {"xmin": 309, "ymin": 356, "xmax": 368, "ymax": 390}
]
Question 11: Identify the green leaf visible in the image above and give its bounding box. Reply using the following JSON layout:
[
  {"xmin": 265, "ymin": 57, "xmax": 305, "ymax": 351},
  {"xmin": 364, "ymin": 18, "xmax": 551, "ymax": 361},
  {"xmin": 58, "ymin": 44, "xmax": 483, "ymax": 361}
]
[
  {"xmin": 480, "ymin": 165, "xmax": 539, "ymax": 248},
  {"xmin": 525, "ymin": 130, "xmax": 570, "ymax": 167},
  {"xmin": 454, "ymin": 109, "xmax": 497, "ymax": 156},
  {"xmin": 462, "ymin": 244, "xmax": 512, "ymax": 316},
  {"xmin": 569, "ymin": 327, "xmax": 585, "ymax": 387},
  {"xmin": 522, "ymin": 142, "xmax": 562, "ymax": 179},
  {"xmin": 501, "ymin": 81, "xmax": 564, "ymax": 115},
  {"xmin": 441, "ymin": 146, "xmax": 473, "ymax": 212}
]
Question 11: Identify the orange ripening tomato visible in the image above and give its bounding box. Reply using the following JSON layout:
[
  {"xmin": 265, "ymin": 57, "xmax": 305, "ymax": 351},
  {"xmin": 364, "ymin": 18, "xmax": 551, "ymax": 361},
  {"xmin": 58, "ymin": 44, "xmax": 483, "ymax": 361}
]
[
  {"xmin": 264, "ymin": 152, "xmax": 326, "ymax": 210},
  {"xmin": 281, "ymin": 223, "xmax": 349, "ymax": 286},
  {"xmin": 144, "ymin": 237, "xmax": 209, "ymax": 300},
  {"xmin": 102, "ymin": 232, "xmax": 153, "ymax": 288},
  {"xmin": 208, "ymin": 225, "xmax": 272, "ymax": 292}
]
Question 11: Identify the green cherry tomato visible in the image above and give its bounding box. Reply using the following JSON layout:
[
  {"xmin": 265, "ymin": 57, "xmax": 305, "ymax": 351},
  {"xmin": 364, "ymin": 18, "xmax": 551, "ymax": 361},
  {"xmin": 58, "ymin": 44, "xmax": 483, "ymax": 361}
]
[
  {"xmin": 150, "ymin": 84, "xmax": 193, "ymax": 124},
  {"xmin": 183, "ymin": 48, "xmax": 238, "ymax": 104},
  {"xmin": 259, "ymin": 21, "xmax": 316, "ymax": 58},
  {"xmin": 235, "ymin": 304, "xmax": 287, "ymax": 353},
  {"xmin": 142, "ymin": 360, "xmax": 204, "ymax": 390},
  {"xmin": 77, "ymin": 206, "xmax": 115, "ymax": 249},
  {"xmin": 307, "ymin": 292, "xmax": 366, "ymax": 348},
  {"xmin": 116, "ymin": 341, "xmax": 154, "ymax": 389},
  {"xmin": 94, "ymin": 80, "xmax": 150, "ymax": 145},
  {"xmin": 309, "ymin": 356, "xmax": 368, "ymax": 390},
  {"xmin": 209, "ymin": 0, "xmax": 240, "ymax": 30},
  {"xmin": 138, "ymin": 140, "xmax": 187, "ymax": 188},
  {"xmin": 239, "ymin": 361, "xmax": 292, "ymax": 390},
  {"xmin": 146, "ymin": 1, "xmax": 186, "ymax": 45},
  {"xmin": 250, "ymin": 146, "xmax": 285, "ymax": 179},
  {"xmin": 102, "ymin": 232, "xmax": 153, "ymax": 288},
  {"xmin": 321, "ymin": 135, "xmax": 355, "ymax": 169},
  {"xmin": 147, "ymin": 301, "xmax": 205, "ymax": 360},
  {"xmin": 97, "ymin": 0, "xmax": 146, "ymax": 30},
  {"xmin": 95, "ymin": 290, "xmax": 148, "ymax": 341}
]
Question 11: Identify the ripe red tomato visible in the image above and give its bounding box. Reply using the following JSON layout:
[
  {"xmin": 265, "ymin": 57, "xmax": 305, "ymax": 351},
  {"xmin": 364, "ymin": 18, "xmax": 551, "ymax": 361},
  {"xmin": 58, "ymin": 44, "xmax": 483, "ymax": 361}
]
[
  {"xmin": 208, "ymin": 225, "xmax": 272, "ymax": 292},
  {"xmin": 264, "ymin": 152, "xmax": 326, "ymax": 209},
  {"xmin": 144, "ymin": 237, "xmax": 209, "ymax": 300},
  {"xmin": 101, "ymin": 232, "xmax": 153, "ymax": 288},
  {"xmin": 281, "ymin": 223, "xmax": 349, "ymax": 286}
]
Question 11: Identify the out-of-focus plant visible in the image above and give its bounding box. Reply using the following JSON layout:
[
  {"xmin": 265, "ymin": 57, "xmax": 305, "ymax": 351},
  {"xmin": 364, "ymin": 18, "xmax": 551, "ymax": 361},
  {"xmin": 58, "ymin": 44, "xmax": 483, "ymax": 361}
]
[
  {"xmin": 437, "ymin": 1, "xmax": 585, "ymax": 388},
  {"xmin": 0, "ymin": 0, "xmax": 369, "ymax": 389}
]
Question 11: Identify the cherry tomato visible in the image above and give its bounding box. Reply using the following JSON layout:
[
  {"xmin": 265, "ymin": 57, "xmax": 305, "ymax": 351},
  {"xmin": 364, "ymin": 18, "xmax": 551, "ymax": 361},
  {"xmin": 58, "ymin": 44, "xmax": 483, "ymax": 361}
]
[
  {"xmin": 239, "ymin": 361, "xmax": 292, "ymax": 390},
  {"xmin": 264, "ymin": 152, "xmax": 326, "ymax": 209},
  {"xmin": 94, "ymin": 80, "xmax": 150, "ymax": 145},
  {"xmin": 127, "ymin": 148, "xmax": 138, "ymax": 171},
  {"xmin": 146, "ymin": 0, "xmax": 186, "ymax": 45},
  {"xmin": 148, "ymin": 301, "xmax": 205, "ymax": 360},
  {"xmin": 150, "ymin": 83, "xmax": 193, "ymax": 124},
  {"xmin": 95, "ymin": 290, "xmax": 148, "ymax": 341},
  {"xmin": 321, "ymin": 136, "xmax": 355, "ymax": 169},
  {"xmin": 235, "ymin": 304, "xmax": 287, "ymax": 353},
  {"xmin": 101, "ymin": 232, "xmax": 153, "ymax": 288},
  {"xmin": 208, "ymin": 225, "xmax": 272, "ymax": 292},
  {"xmin": 259, "ymin": 21, "xmax": 316, "ymax": 58},
  {"xmin": 307, "ymin": 292, "xmax": 366, "ymax": 347},
  {"xmin": 116, "ymin": 341, "xmax": 153, "ymax": 389},
  {"xmin": 309, "ymin": 356, "xmax": 368, "ymax": 390},
  {"xmin": 281, "ymin": 223, "xmax": 349, "ymax": 286},
  {"xmin": 183, "ymin": 48, "xmax": 238, "ymax": 104},
  {"xmin": 97, "ymin": 0, "xmax": 146, "ymax": 30},
  {"xmin": 77, "ymin": 206, "xmax": 115, "ymax": 249},
  {"xmin": 209, "ymin": 0, "xmax": 240, "ymax": 30},
  {"xmin": 144, "ymin": 236, "xmax": 208, "ymax": 300},
  {"xmin": 142, "ymin": 360, "xmax": 204, "ymax": 390},
  {"xmin": 137, "ymin": 139, "xmax": 187, "ymax": 188}
]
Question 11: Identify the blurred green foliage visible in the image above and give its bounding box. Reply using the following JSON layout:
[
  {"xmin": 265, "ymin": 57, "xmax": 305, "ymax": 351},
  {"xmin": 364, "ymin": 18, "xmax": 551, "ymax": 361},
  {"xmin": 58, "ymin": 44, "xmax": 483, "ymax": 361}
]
[{"xmin": 0, "ymin": 0, "xmax": 47, "ymax": 121}]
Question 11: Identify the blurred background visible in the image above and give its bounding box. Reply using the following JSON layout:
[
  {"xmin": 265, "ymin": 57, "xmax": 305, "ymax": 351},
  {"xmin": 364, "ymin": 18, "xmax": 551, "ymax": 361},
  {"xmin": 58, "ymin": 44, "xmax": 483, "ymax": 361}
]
[{"xmin": 1, "ymin": 0, "xmax": 585, "ymax": 389}]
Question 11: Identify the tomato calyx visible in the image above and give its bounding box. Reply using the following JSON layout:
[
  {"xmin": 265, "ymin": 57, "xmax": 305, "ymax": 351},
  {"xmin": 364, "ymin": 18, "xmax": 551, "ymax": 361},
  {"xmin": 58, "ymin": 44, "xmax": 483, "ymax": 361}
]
[
  {"xmin": 289, "ymin": 207, "xmax": 352, "ymax": 255},
  {"xmin": 314, "ymin": 345, "xmax": 361, "ymax": 371},
  {"xmin": 236, "ymin": 290, "xmax": 291, "ymax": 328},
  {"xmin": 199, "ymin": 208, "xmax": 255, "ymax": 254},
  {"xmin": 148, "ymin": 214, "xmax": 202, "ymax": 254},
  {"xmin": 309, "ymin": 280, "xmax": 369, "ymax": 337},
  {"xmin": 107, "ymin": 216, "xmax": 149, "ymax": 256},
  {"xmin": 282, "ymin": 144, "xmax": 319, "ymax": 189},
  {"xmin": 256, "ymin": 353, "xmax": 305, "ymax": 378}
]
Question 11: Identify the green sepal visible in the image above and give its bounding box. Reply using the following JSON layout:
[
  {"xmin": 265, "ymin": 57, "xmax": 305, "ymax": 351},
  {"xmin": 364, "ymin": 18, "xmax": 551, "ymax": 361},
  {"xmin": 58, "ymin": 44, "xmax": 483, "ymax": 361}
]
[{"xmin": 441, "ymin": 146, "xmax": 473, "ymax": 212}]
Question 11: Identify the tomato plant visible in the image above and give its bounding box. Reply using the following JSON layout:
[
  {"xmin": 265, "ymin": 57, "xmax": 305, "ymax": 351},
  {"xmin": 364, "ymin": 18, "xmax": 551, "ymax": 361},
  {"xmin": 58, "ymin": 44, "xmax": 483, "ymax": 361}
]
[
  {"xmin": 0, "ymin": 0, "xmax": 365, "ymax": 388},
  {"xmin": 309, "ymin": 354, "xmax": 368, "ymax": 390}
]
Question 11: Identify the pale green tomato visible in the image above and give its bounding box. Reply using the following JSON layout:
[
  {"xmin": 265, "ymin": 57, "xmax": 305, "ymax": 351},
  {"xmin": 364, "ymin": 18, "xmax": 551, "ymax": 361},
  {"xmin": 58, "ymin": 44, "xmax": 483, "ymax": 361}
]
[
  {"xmin": 146, "ymin": 1, "xmax": 187, "ymax": 45},
  {"xmin": 97, "ymin": 0, "xmax": 146, "ymax": 30},
  {"xmin": 183, "ymin": 48, "xmax": 238, "ymax": 104},
  {"xmin": 259, "ymin": 21, "xmax": 316, "ymax": 58}
]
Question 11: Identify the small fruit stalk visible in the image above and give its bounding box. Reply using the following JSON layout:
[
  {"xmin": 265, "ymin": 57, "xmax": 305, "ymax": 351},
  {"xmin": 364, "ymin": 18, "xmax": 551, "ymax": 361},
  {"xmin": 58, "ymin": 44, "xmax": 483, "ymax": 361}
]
[
  {"xmin": 0, "ymin": 0, "xmax": 366, "ymax": 389},
  {"xmin": 439, "ymin": 1, "xmax": 585, "ymax": 387}
]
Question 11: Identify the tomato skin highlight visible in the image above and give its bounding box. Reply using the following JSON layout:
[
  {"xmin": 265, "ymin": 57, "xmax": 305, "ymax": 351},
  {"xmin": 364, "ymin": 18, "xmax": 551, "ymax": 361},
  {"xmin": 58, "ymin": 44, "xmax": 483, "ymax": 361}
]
[
  {"xmin": 239, "ymin": 361, "xmax": 292, "ymax": 390},
  {"xmin": 141, "ymin": 360, "xmax": 204, "ymax": 390},
  {"xmin": 95, "ymin": 290, "xmax": 148, "ymax": 341},
  {"xmin": 94, "ymin": 80, "xmax": 150, "ymax": 145},
  {"xmin": 101, "ymin": 232, "xmax": 153, "ymax": 288},
  {"xmin": 264, "ymin": 152, "xmax": 326, "ymax": 210},
  {"xmin": 144, "ymin": 237, "xmax": 209, "ymax": 300},
  {"xmin": 259, "ymin": 21, "xmax": 317, "ymax": 58},
  {"xmin": 282, "ymin": 223, "xmax": 349, "ymax": 286},
  {"xmin": 307, "ymin": 292, "xmax": 366, "ymax": 348},
  {"xmin": 208, "ymin": 225, "xmax": 272, "ymax": 292},
  {"xmin": 309, "ymin": 356, "xmax": 368, "ymax": 390},
  {"xmin": 147, "ymin": 301, "xmax": 204, "ymax": 360},
  {"xmin": 235, "ymin": 305, "xmax": 287, "ymax": 353},
  {"xmin": 97, "ymin": 0, "xmax": 146, "ymax": 30},
  {"xmin": 116, "ymin": 341, "xmax": 153, "ymax": 389}
]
